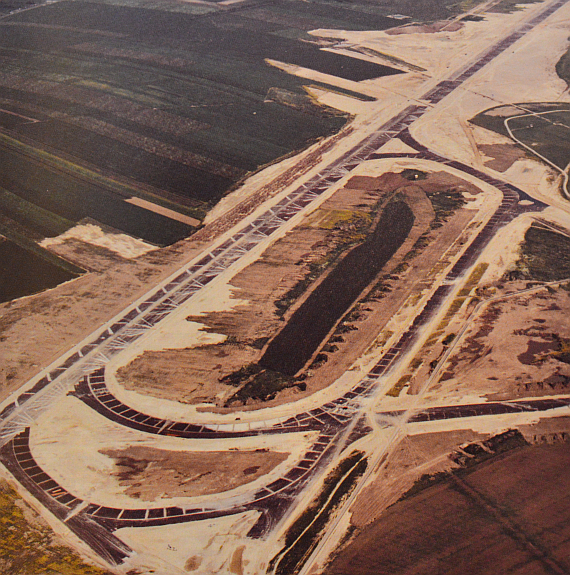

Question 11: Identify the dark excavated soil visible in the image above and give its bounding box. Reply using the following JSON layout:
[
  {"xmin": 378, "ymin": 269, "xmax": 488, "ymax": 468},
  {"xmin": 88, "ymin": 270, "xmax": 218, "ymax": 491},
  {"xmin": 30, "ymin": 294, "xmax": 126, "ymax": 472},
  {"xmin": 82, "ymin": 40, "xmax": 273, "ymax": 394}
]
[{"xmin": 260, "ymin": 201, "xmax": 414, "ymax": 375}]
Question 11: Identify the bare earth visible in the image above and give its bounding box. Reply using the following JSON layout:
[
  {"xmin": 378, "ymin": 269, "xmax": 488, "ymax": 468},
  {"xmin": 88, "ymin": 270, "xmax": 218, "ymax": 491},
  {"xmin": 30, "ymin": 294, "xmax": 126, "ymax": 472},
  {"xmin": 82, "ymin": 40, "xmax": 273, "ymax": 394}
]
[
  {"xmin": 327, "ymin": 437, "xmax": 570, "ymax": 575},
  {"xmin": 115, "ymin": 169, "xmax": 483, "ymax": 412},
  {"xmin": 428, "ymin": 284, "xmax": 570, "ymax": 403},
  {"xmin": 101, "ymin": 446, "xmax": 288, "ymax": 500}
]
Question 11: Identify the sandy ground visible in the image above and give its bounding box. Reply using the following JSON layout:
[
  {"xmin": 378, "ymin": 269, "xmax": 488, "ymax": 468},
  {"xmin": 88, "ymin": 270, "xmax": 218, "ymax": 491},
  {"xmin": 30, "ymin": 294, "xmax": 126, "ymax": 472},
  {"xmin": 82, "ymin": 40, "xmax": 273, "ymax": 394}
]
[
  {"xmin": 427, "ymin": 284, "xmax": 570, "ymax": 403},
  {"xmin": 409, "ymin": 0, "xmax": 570, "ymax": 206},
  {"xmin": 91, "ymin": 156, "xmax": 502, "ymax": 432},
  {"xmin": 113, "ymin": 172, "xmax": 391, "ymax": 408},
  {"xmin": 30, "ymin": 395, "xmax": 315, "ymax": 509},
  {"xmin": 1, "ymin": 4, "xmax": 570, "ymax": 574},
  {"xmin": 40, "ymin": 223, "xmax": 157, "ymax": 259},
  {"xmin": 117, "ymin": 510, "xmax": 263, "ymax": 575},
  {"xmin": 311, "ymin": 7, "xmax": 541, "ymax": 80},
  {"xmin": 0, "ymin": 237, "xmax": 210, "ymax": 402},
  {"xmin": 349, "ymin": 429, "xmax": 485, "ymax": 529},
  {"xmin": 110, "ymin": 281, "xmax": 244, "ymax": 370},
  {"xmin": 3, "ymin": 0, "xmax": 565, "ymax": 410},
  {"xmin": 329, "ymin": 435, "xmax": 570, "ymax": 575}
]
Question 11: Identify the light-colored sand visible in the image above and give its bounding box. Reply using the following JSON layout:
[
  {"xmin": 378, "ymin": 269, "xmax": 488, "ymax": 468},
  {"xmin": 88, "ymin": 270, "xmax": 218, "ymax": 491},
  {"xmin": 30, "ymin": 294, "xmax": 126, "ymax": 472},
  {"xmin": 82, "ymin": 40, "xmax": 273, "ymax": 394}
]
[
  {"xmin": 30, "ymin": 395, "xmax": 315, "ymax": 509},
  {"xmin": 503, "ymin": 158, "xmax": 561, "ymax": 205},
  {"xmin": 3, "ymin": 4, "xmax": 570, "ymax": 574},
  {"xmin": 40, "ymin": 222, "xmax": 156, "ymax": 259},
  {"xmin": 117, "ymin": 511, "xmax": 262, "ymax": 575},
  {"xmin": 125, "ymin": 197, "xmax": 201, "ymax": 227},
  {"xmin": 407, "ymin": 408, "xmax": 570, "ymax": 436},
  {"xmin": 108, "ymin": 282, "xmax": 245, "ymax": 372},
  {"xmin": 311, "ymin": 8, "xmax": 536, "ymax": 79},
  {"xmin": 375, "ymin": 137, "xmax": 419, "ymax": 155},
  {"xmin": 102, "ymin": 157, "xmax": 500, "ymax": 428},
  {"xmin": 409, "ymin": 1, "xmax": 570, "ymax": 186},
  {"xmin": 479, "ymin": 213, "xmax": 536, "ymax": 283}
]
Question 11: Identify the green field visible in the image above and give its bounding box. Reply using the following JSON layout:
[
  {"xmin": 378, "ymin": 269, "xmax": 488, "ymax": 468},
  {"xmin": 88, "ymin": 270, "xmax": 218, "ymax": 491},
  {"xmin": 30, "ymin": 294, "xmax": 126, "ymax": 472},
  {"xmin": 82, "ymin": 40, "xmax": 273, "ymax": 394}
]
[
  {"xmin": 0, "ymin": 0, "xmax": 402, "ymax": 218},
  {"xmin": 0, "ymin": 0, "xmax": 408, "ymax": 300},
  {"xmin": 506, "ymin": 224, "xmax": 570, "ymax": 282},
  {"xmin": 470, "ymin": 102, "xmax": 570, "ymax": 181},
  {"xmin": 0, "ymin": 0, "xmax": 410, "ymax": 260}
]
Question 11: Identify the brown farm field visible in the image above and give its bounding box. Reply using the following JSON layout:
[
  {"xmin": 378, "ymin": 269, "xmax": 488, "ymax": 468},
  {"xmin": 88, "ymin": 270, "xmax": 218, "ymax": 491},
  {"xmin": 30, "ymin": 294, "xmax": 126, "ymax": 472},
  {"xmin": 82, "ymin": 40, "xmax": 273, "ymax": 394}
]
[{"xmin": 326, "ymin": 437, "xmax": 570, "ymax": 575}]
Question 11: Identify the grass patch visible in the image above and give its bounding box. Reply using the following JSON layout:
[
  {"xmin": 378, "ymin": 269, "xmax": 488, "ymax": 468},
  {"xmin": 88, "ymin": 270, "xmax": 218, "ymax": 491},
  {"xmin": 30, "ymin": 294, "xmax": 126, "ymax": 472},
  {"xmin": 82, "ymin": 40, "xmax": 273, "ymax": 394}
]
[
  {"xmin": 0, "ymin": 135, "xmax": 194, "ymax": 245},
  {"xmin": 457, "ymin": 263, "xmax": 489, "ymax": 297},
  {"xmin": 556, "ymin": 45, "xmax": 570, "ymax": 89},
  {"xmin": 426, "ymin": 188, "xmax": 467, "ymax": 225},
  {"xmin": 0, "ymin": 226, "xmax": 83, "ymax": 303},
  {"xmin": 0, "ymin": 480, "xmax": 112, "ymax": 575},
  {"xmin": 220, "ymin": 364, "xmax": 305, "ymax": 405},
  {"xmin": 0, "ymin": 186, "xmax": 73, "ymax": 238},
  {"xmin": 400, "ymin": 169, "xmax": 427, "ymax": 181},
  {"xmin": 387, "ymin": 375, "xmax": 411, "ymax": 397},
  {"xmin": 0, "ymin": 222, "xmax": 83, "ymax": 276},
  {"xmin": 488, "ymin": 0, "xmax": 542, "ymax": 13},
  {"xmin": 470, "ymin": 103, "xmax": 570, "ymax": 180}
]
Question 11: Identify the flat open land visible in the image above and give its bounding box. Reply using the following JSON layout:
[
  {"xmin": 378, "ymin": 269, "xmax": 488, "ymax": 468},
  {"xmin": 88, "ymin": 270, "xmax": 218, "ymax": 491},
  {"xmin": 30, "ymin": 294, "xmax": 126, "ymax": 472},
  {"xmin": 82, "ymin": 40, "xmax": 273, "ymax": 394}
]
[
  {"xmin": 0, "ymin": 0, "xmax": 400, "ymax": 248},
  {"xmin": 116, "ymin": 168, "xmax": 480, "ymax": 410},
  {"xmin": 417, "ymin": 223, "xmax": 570, "ymax": 404},
  {"xmin": 326, "ymin": 437, "xmax": 570, "ymax": 575},
  {"xmin": 1, "ymin": 0, "xmax": 570, "ymax": 573},
  {"xmin": 0, "ymin": 0, "xmax": 405, "ymax": 299},
  {"xmin": 0, "ymin": 477, "xmax": 113, "ymax": 575},
  {"xmin": 431, "ymin": 284, "xmax": 570, "ymax": 401},
  {"xmin": 101, "ymin": 446, "xmax": 288, "ymax": 499}
]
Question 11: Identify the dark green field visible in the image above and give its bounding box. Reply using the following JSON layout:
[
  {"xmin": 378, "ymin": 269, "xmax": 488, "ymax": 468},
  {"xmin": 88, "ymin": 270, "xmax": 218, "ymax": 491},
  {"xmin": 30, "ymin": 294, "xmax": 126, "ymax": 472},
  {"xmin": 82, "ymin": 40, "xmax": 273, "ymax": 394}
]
[
  {"xmin": 0, "ymin": 143, "xmax": 194, "ymax": 245},
  {"xmin": 471, "ymin": 102, "xmax": 570, "ymax": 174},
  {"xmin": 0, "ymin": 237, "xmax": 80, "ymax": 303},
  {"xmin": 0, "ymin": 0, "xmax": 544, "ymax": 241},
  {"xmin": 0, "ymin": 0, "xmax": 409, "ymax": 300},
  {"xmin": 0, "ymin": 0, "xmax": 406, "ymax": 242},
  {"xmin": 0, "ymin": 0, "xmax": 524, "ymax": 301}
]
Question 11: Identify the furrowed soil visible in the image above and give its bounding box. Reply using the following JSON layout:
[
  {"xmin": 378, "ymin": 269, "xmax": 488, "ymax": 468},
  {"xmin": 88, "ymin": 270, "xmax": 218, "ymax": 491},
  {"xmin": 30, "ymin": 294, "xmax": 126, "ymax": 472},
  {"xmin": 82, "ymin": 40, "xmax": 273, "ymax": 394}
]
[
  {"xmin": 348, "ymin": 429, "xmax": 485, "ymax": 529},
  {"xmin": 325, "ymin": 438, "xmax": 570, "ymax": 575},
  {"xmin": 0, "ymin": 0, "xmax": 406, "ymax": 248}
]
